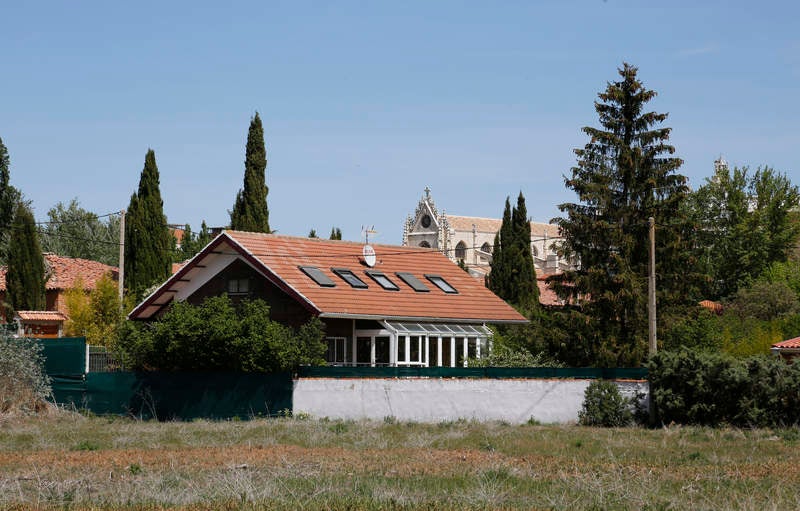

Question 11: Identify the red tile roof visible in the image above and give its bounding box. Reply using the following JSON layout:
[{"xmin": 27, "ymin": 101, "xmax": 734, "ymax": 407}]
[
  {"xmin": 131, "ymin": 231, "xmax": 527, "ymax": 324},
  {"xmin": 699, "ymin": 300, "xmax": 724, "ymax": 314},
  {"xmin": 14, "ymin": 311, "xmax": 67, "ymax": 321},
  {"xmin": 773, "ymin": 337, "xmax": 800, "ymax": 349},
  {"xmin": 0, "ymin": 254, "xmax": 118, "ymax": 292}
]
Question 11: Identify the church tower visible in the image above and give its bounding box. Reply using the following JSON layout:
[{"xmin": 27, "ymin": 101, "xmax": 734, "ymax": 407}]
[{"xmin": 402, "ymin": 187, "xmax": 450, "ymax": 254}]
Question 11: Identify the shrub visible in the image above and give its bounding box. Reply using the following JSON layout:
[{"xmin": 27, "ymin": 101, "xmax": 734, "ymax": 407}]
[
  {"xmin": 0, "ymin": 334, "xmax": 52, "ymax": 414},
  {"xmin": 648, "ymin": 349, "xmax": 800, "ymax": 427},
  {"xmin": 578, "ymin": 380, "xmax": 633, "ymax": 427},
  {"xmin": 116, "ymin": 296, "xmax": 326, "ymax": 372}
]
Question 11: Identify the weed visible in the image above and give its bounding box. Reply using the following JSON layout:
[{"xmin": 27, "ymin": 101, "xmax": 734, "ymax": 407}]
[
  {"xmin": 128, "ymin": 463, "xmax": 143, "ymax": 475},
  {"xmin": 72, "ymin": 440, "xmax": 99, "ymax": 451}
]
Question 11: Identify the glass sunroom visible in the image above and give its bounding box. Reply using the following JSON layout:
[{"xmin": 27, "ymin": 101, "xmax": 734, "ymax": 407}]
[{"xmin": 325, "ymin": 321, "xmax": 492, "ymax": 368}]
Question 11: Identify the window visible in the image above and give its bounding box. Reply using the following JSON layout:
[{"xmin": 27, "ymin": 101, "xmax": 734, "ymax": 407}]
[
  {"xmin": 454, "ymin": 241, "xmax": 467, "ymax": 260},
  {"xmin": 481, "ymin": 242, "xmax": 491, "ymax": 254},
  {"xmin": 419, "ymin": 241, "xmax": 431, "ymax": 248},
  {"xmin": 227, "ymin": 278, "xmax": 249, "ymax": 294},
  {"xmin": 299, "ymin": 266, "xmax": 336, "ymax": 287},
  {"xmin": 365, "ymin": 270, "xmax": 399, "ymax": 291},
  {"xmin": 325, "ymin": 337, "xmax": 349, "ymax": 365},
  {"xmin": 332, "ymin": 268, "xmax": 368, "ymax": 288},
  {"xmin": 425, "ymin": 274, "xmax": 458, "ymax": 294},
  {"xmin": 396, "ymin": 272, "xmax": 429, "ymax": 292}
]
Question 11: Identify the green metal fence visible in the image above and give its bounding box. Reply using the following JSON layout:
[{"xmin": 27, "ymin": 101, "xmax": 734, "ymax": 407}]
[
  {"xmin": 297, "ymin": 365, "xmax": 648, "ymax": 380},
  {"xmin": 51, "ymin": 372, "xmax": 294, "ymax": 420}
]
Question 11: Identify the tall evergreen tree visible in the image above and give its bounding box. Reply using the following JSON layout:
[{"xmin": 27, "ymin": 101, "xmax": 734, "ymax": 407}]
[
  {"xmin": 6, "ymin": 202, "xmax": 46, "ymax": 313},
  {"xmin": 509, "ymin": 192, "xmax": 539, "ymax": 310},
  {"xmin": 553, "ymin": 63, "xmax": 692, "ymax": 366},
  {"xmin": 230, "ymin": 112, "xmax": 270, "ymax": 233},
  {"xmin": 124, "ymin": 149, "xmax": 171, "ymax": 300},
  {"xmin": 489, "ymin": 197, "xmax": 513, "ymax": 300},
  {"xmin": 329, "ymin": 227, "xmax": 342, "ymax": 240},
  {"xmin": 0, "ymin": 137, "xmax": 20, "ymax": 263},
  {"xmin": 488, "ymin": 194, "xmax": 538, "ymax": 312}
]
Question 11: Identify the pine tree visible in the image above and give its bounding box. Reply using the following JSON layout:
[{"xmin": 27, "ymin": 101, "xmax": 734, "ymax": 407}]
[
  {"xmin": 6, "ymin": 202, "xmax": 46, "ymax": 313},
  {"xmin": 308, "ymin": 229, "xmax": 318, "ymax": 238},
  {"xmin": 329, "ymin": 227, "xmax": 342, "ymax": 240},
  {"xmin": 124, "ymin": 149, "xmax": 171, "ymax": 300},
  {"xmin": 230, "ymin": 112, "xmax": 270, "ymax": 233},
  {"xmin": 553, "ymin": 63, "xmax": 692, "ymax": 366}
]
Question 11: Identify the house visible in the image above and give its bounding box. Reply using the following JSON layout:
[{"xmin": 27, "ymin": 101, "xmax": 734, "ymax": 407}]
[
  {"xmin": 13, "ymin": 310, "xmax": 67, "ymax": 338},
  {"xmin": 771, "ymin": 337, "xmax": 800, "ymax": 363},
  {"xmin": 129, "ymin": 231, "xmax": 528, "ymax": 367},
  {"xmin": 0, "ymin": 254, "xmax": 119, "ymax": 330}
]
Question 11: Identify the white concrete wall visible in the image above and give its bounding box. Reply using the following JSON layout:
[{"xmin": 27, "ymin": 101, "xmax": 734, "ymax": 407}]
[{"xmin": 293, "ymin": 378, "xmax": 649, "ymax": 424}]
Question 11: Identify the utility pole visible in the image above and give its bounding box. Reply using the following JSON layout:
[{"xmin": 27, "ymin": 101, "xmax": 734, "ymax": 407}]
[
  {"xmin": 648, "ymin": 217, "xmax": 657, "ymax": 356},
  {"xmin": 118, "ymin": 210, "xmax": 125, "ymax": 308}
]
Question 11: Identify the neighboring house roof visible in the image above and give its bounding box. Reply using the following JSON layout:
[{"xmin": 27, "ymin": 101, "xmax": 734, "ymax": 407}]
[
  {"xmin": 537, "ymin": 275, "xmax": 564, "ymax": 307},
  {"xmin": 773, "ymin": 337, "xmax": 800, "ymax": 349},
  {"xmin": 14, "ymin": 311, "xmax": 67, "ymax": 321},
  {"xmin": 446, "ymin": 215, "xmax": 561, "ymax": 238},
  {"xmin": 0, "ymin": 254, "xmax": 118, "ymax": 292},
  {"xmin": 699, "ymin": 300, "xmax": 724, "ymax": 314},
  {"xmin": 130, "ymin": 230, "xmax": 528, "ymax": 324}
]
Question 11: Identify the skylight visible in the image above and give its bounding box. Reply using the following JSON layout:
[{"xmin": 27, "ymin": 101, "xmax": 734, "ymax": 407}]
[
  {"xmin": 332, "ymin": 268, "xmax": 368, "ymax": 289},
  {"xmin": 298, "ymin": 266, "xmax": 336, "ymax": 287},
  {"xmin": 396, "ymin": 272, "xmax": 429, "ymax": 292},
  {"xmin": 365, "ymin": 270, "xmax": 400, "ymax": 291},
  {"xmin": 425, "ymin": 274, "xmax": 458, "ymax": 294}
]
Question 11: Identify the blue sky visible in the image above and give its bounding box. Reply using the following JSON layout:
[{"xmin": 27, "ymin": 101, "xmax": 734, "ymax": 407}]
[{"xmin": 2, "ymin": 1, "xmax": 798, "ymax": 244}]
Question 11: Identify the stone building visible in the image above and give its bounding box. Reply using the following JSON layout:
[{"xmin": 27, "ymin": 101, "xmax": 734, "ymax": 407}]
[{"xmin": 402, "ymin": 188, "xmax": 572, "ymax": 278}]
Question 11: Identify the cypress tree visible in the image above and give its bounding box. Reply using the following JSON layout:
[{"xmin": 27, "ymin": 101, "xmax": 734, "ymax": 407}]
[
  {"xmin": 0, "ymin": 137, "xmax": 20, "ymax": 263},
  {"xmin": 489, "ymin": 198, "xmax": 513, "ymax": 301},
  {"xmin": 124, "ymin": 149, "xmax": 171, "ymax": 300},
  {"xmin": 329, "ymin": 227, "xmax": 342, "ymax": 240},
  {"xmin": 7, "ymin": 202, "xmax": 46, "ymax": 313},
  {"xmin": 230, "ymin": 112, "xmax": 270, "ymax": 233},
  {"xmin": 509, "ymin": 192, "xmax": 539, "ymax": 311}
]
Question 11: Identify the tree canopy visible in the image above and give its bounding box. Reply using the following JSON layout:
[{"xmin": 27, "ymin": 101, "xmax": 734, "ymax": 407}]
[
  {"xmin": 687, "ymin": 163, "xmax": 800, "ymax": 300},
  {"xmin": 553, "ymin": 63, "xmax": 693, "ymax": 366},
  {"xmin": 6, "ymin": 202, "xmax": 46, "ymax": 313},
  {"xmin": 39, "ymin": 199, "xmax": 120, "ymax": 266},
  {"xmin": 230, "ymin": 112, "xmax": 270, "ymax": 233},
  {"xmin": 124, "ymin": 149, "xmax": 172, "ymax": 300}
]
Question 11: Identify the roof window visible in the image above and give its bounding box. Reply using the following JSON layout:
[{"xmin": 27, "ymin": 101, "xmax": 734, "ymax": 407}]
[
  {"xmin": 332, "ymin": 268, "xmax": 368, "ymax": 289},
  {"xmin": 396, "ymin": 272, "xmax": 429, "ymax": 292},
  {"xmin": 299, "ymin": 266, "xmax": 336, "ymax": 287},
  {"xmin": 425, "ymin": 274, "xmax": 458, "ymax": 294},
  {"xmin": 365, "ymin": 270, "xmax": 399, "ymax": 291}
]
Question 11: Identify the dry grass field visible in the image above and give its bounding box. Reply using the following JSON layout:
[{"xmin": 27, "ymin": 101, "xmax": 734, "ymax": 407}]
[{"xmin": 1, "ymin": 412, "xmax": 799, "ymax": 510}]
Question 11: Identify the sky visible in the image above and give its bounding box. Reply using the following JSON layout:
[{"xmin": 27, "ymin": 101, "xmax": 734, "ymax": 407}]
[{"xmin": 2, "ymin": 1, "xmax": 799, "ymax": 245}]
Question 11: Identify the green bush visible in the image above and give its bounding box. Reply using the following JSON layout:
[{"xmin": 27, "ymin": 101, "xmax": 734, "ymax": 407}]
[
  {"xmin": 648, "ymin": 349, "xmax": 800, "ymax": 427},
  {"xmin": 117, "ymin": 296, "xmax": 326, "ymax": 372},
  {"xmin": 578, "ymin": 380, "xmax": 633, "ymax": 427},
  {"xmin": 0, "ymin": 333, "xmax": 52, "ymax": 414}
]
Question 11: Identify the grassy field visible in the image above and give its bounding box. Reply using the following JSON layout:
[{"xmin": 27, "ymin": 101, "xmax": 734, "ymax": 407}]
[{"xmin": 1, "ymin": 413, "xmax": 799, "ymax": 510}]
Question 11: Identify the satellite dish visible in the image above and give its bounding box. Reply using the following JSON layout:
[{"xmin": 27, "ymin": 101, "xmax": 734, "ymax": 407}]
[{"xmin": 363, "ymin": 244, "xmax": 376, "ymax": 267}]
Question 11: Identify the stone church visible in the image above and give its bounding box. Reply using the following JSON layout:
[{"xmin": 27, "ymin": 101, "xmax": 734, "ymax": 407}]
[{"xmin": 402, "ymin": 188, "xmax": 573, "ymax": 280}]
